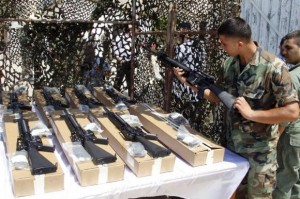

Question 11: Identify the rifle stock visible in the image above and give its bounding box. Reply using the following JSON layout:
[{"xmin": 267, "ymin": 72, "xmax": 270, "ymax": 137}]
[
  {"xmin": 83, "ymin": 140, "xmax": 117, "ymax": 164},
  {"xmin": 27, "ymin": 147, "xmax": 57, "ymax": 175},
  {"xmin": 103, "ymin": 107, "xmax": 171, "ymax": 158},
  {"xmin": 143, "ymin": 46, "xmax": 236, "ymax": 111}
]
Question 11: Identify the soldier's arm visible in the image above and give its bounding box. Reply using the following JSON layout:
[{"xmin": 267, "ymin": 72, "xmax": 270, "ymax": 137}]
[
  {"xmin": 235, "ymin": 65, "xmax": 299, "ymax": 124},
  {"xmin": 234, "ymin": 98, "xmax": 299, "ymax": 124},
  {"xmin": 173, "ymin": 67, "xmax": 220, "ymax": 103}
]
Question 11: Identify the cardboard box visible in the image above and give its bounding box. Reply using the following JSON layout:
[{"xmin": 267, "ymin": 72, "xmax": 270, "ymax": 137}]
[
  {"xmin": 92, "ymin": 87, "xmax": 224, "ymax": 166},
  {"xmin": 3, "ymin": 111, "xmax": 64, "ymax": 197},
  {"xmin": 128, "ymin": 104, "xmax": 225, "ymax": 167},
  {"xmin": 2, "ymin": 91, "xmax": 32, "ymax": 112},
  {"xmin": 92, "ymin": 87, "xmax": 116, "ymax": 107},
  {"xmin": 49, "ymin": 109, "xmax": 125, "ymax": 186},
  {"xmin": 64, "ymin": 87, "xmax": 102, "ymax": 110},
  {"xmin": 64, "ymin": 88, "xmax": 80, "ymax": 109},
  {"xmin": 88, "ymin": 109, "xmax": 176, "ymax": 177},
  {"xmin": 33, "ymin": 90, "xmax": 51, "ymax": 127}
]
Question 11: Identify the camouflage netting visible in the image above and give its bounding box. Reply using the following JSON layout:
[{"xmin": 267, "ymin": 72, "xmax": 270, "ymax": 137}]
[{"xmin": 0, "ymin": 0, "xmax": 240, "ymax": 145}]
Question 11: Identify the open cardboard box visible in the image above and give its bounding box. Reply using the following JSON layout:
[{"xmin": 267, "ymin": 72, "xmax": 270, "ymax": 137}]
[
  {"xmin": 49, "ymin": 109, "xmax": 125, "ymax": 186},
  {"xmin": 3, "ymin": 111, "xmax": 64, "ymax": 197},
  {"xmin": 128, "ymin": 104, "xmax": 225, "ymax": 167},
  {"xmin": 33, "ymin": 89, "xmax": 52, "ymax": 128},
  {"xmin": 64, "ymin": 88, "xmax": 80, "ymax": 109},
  {"xmin": 92, "ymin": 87, "xmax": 116, "ymax": 107},
  {"xmin": 88, "ymin": 108, "xmax": 176, "ymax": 177},
  {"xmin": 1, "ymin": 91, "xmax": 32, "ymax": 112},
  {"xmin": 92, "ymin": 87, "xmax": 224, "ymax": 167}
]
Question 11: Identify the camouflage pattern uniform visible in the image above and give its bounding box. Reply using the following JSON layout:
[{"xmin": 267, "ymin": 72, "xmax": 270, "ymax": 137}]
[
  {"xmin": 222, "ymin": 47, "xmax": 299, "ymax": 199},
  {"xmin": 273, "ymin": 63, "xmax": 300, "ymax": 199}
]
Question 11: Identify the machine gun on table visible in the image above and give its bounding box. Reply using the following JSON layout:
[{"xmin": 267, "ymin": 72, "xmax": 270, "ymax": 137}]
[
  {"xmin": 42, "ymin": 87, "xmax": 69, "ymax": 110},
  {"xmin": 142, "ymin": 46, "xmax": 236, "ymax": 111},
  {"xmin": 8, "ymin": 91, "xmax": 31, "ymax": 113},
  {"xmin": 104, "ymin": 87, "xmax": 136, "ymax": 107},
  {"xmin": 61, "ymin": 109, "xmax": 117, "ymax": 165},
  {"xmin": 103, "ymin": 107, "xmax": 171, "ymax": 158},
  {"xmin": 16, "ymin": 111, "xmax": 57, "ymax": 175},
  {"xmin": 74, "ymin": 85, "xmax": 102, "ymax": 108}
]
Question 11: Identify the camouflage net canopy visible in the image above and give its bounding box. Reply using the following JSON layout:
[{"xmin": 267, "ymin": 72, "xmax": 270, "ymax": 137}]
[{"xmin": 0, "ymin": 0, "xmax": 240, "ymax": 145}]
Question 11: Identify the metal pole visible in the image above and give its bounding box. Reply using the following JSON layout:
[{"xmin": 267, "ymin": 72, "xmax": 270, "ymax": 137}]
[
  {"xmin": 163, "ymin": 2, "xmax": 177, "ymax": 112},
  {"xmin": 129, "ymin": 0, "xmax": 137, "ymax": 99}
]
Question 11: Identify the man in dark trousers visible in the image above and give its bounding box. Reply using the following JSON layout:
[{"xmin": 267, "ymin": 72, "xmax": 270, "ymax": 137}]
[{"xmin": 273, "ymin": 30, "xmax": 300, "ymax": 199}]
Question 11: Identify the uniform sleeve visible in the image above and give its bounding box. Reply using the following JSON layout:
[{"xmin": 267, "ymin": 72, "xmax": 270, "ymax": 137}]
[
  {"xmin": 272, "ymin": 64, "xmax": 299, "ymax": 106},
  {"xmin": 290, "ymin": 70, "xmax": 300, "ymax": 99}
]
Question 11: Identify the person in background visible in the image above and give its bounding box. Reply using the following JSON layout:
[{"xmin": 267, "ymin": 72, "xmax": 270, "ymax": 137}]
[
  {"xmin": 174, "ymin": 17, "xmax": 299, "ymax": 198},
  {"xmin": 273, "ymin": 30, "xmax": 300, "ymax": 199},
  {"xmin": 112, "ymin": 22, "xmax": 140, "ymax": 93},
  {"xmin": 279, "ymin": 36, "xmax": 287, "ymax": 61},
  {"xmin": 173, "ymin": 21, "xmax": 206, "ymax": 102}
]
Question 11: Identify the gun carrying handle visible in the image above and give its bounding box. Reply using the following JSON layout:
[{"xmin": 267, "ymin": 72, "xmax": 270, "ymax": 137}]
[{"xmin": 208, "ymin": 84, "xmax": 236, "ymax": 111}]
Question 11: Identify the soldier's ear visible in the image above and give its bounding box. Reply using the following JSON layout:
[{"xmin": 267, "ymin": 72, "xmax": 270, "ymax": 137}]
[{"xmin": 237, "ymin": 40, "xmax": 244, "ymax": 49}]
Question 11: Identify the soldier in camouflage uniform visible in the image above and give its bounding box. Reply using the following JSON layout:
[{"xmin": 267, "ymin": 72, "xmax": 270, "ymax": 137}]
[
  {"xmin": 273, "ymin": 30, "xmax": 300, "ymax": 199},
  {"xmin": 174, "ymin": 17, "xmax": 299, "ymax": 199}
]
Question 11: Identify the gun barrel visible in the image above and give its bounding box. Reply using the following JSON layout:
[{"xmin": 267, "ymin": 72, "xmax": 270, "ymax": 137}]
[
  {"xmin": 142, "ymin": 45, "xmax": 236, "ymax": 111},
  {"xmin": 143, "ymin": 46, "xmax": 191, "ymax": 71}
]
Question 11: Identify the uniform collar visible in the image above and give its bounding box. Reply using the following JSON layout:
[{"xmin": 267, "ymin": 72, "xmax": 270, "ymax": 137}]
[{"xmin": 289, "ymin": 63, "xmax": 300, "ymax": 72}]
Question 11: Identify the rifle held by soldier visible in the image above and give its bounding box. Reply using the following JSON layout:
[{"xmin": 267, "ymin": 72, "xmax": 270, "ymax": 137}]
[
  {"xmin": 103, "ymin": 107, "xmax": 171, "ymax": 158},
  {"xmin": 143, "ymin": 46, "xmax": 236, "ymax": 111}
]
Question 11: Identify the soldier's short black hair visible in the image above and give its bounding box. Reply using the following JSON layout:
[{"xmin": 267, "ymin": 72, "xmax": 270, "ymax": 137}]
[
  {"xmin": 285, "ymin": 30, "xmax": 300, "ymax": 47},
  {"xmin": 217, "ymin": 17, "xmax": 252, "ymax": 41}
]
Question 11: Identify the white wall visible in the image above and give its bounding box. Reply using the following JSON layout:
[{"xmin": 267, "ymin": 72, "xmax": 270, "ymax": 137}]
[{"xmin": 241, "ymin": 0, "xmax": 300, "ymax": 55}]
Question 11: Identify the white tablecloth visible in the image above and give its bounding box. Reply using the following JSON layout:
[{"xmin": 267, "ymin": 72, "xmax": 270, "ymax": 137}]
[{"xmin": 0, "ymin": 137, "xmax": 249, "ymax": 199}]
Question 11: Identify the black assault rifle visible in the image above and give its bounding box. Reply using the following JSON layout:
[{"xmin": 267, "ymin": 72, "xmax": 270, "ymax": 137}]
[
  {"xmin": 61, "ymin": 109, "xmax": 117, "ymax": 165},
  {"xmin": 74, "ymin": 85, "xmax": 102, "ymax": 108},
  {"xmin": 42, "ymin": 87, "xmax": 69, "ymax": 110},
  {"xmin": 103, "ymin": 107, "xmax": 171, "ymax": 158},
  {"xmin": 16, "ymin": 112, "xmax": 57, "ymax": 175},
  {"xmin": 8, "ymin": 91, "xmax": 32, "ymax": 113},
  {"xmin": 143, "ymin": 46, "xmax": 236, "ymax": 111},
  {"xmin": 104, "ymin": 87, "xmax": 136, "ymax": 107}
]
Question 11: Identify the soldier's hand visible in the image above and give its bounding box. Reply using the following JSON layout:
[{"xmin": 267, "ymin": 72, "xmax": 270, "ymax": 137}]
[
  {"xmin": 234, "ymin": 97, "xmax": 254, "ymax": 120},
  {"xmin": 173, "ymin": 67, "xmax": 186, "ymax": 83}
]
